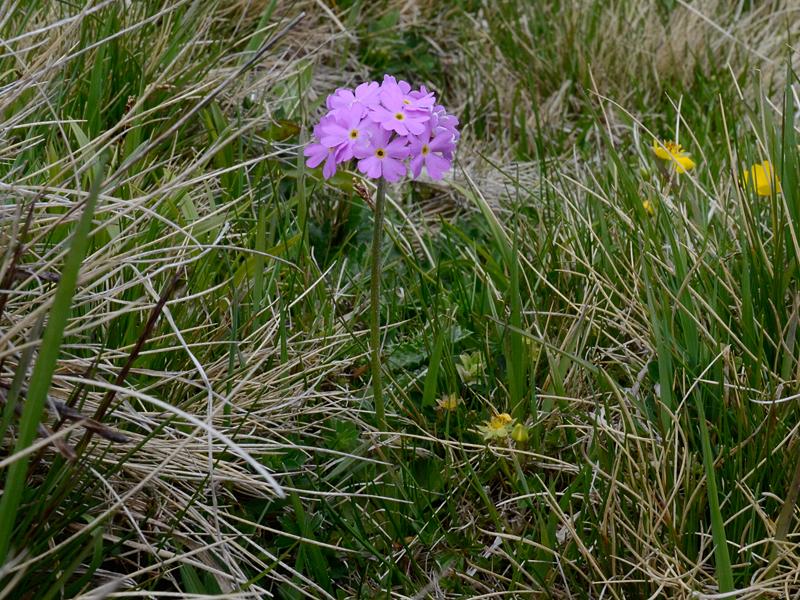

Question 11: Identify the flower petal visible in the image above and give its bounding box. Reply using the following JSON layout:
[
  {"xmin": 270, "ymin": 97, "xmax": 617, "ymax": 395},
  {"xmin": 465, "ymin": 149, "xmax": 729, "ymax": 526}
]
[
  {"xmin": 429, "ymin": 131, "xmax": 455, "ymax": 153},
  {"xmin": 322, "ymin": 153, "xmax": 337, "ymax": 179},
  {"xmin": 358, "ymin": 156, "xmax": 382, "ymax": 179},
  {"xmin": 673, "ymin": 154, "xmax": 695, "ymax": 174},
  {"xmin": 386, "ymin": 138, "xmax": 410, "ymax": 159},
  {"xmin": 382, "ymin": 157, "xmax": 407, "ymax": 182},
  {"xmin": 410, "ymin": 154, "xmax": 424, "ymax": 178},
  {"xmin": 652, "ymin": 140, "xmax": 672, "ymax": 161},
  {"xmin": 425, "ymin": 153, "xmax": 451, "ymax": 180}
]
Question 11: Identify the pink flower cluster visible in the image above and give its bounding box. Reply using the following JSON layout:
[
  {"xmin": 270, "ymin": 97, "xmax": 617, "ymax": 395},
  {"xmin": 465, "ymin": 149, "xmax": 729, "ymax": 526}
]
[{"xmin": 305, "ymin": 75, "xmax": 459, "ymax": 182}]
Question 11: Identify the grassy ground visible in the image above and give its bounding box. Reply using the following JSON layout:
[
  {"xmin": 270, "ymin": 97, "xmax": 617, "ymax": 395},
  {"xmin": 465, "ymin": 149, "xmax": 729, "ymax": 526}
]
[{"xmin": 2, "ymin": 0, "xmax": 800, "ymax": 597}]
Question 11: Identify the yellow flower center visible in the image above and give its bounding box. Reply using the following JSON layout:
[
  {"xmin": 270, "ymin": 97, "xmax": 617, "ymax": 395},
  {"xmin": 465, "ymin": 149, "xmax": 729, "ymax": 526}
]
[
  {"xmin": 402, "ymin": 99, "xmax": 411, "ymax": 105},
  {"xmin": 349, "ymin": 129, "xmax": 359, "ymax": 139},
  {"xmin": 394, "ymin": 112, "xmax": 405, "ymax": 121},
  {"xmin": 375, "ymin": 148, "xmax": 386, "ymax": 158},
  {"xmin": 421, "ymin": 144, "xmax": 430, "ymax": 156},
  {"xmin": 489, "ymin": 413, "xmax": 513, "ymax": 430}
]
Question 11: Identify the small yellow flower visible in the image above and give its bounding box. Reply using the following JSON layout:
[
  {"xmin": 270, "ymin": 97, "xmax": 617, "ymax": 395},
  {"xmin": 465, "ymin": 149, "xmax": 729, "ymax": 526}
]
[
  {"xmin": 511, "ymin": 422, "xmax": 529, "ymax": 444},
  {"xmin": 477, "ymin": 412, "xmax": 515, "ymax": 441},
  {"xmin": 743, "ymin": 160, "xmax": 781, "ymax": 197},
  {"xmin": 436, "ymin": 393, "xmax": 461, "ymax": 412},
  {"xmin": 642, "ymin": 199, "xmax": 655, "ymax": 216},
  {"xmin": 652, "ymin": 139, "xmax": 696, "ymax": 174},
  {"xmin": 491, "ymin": 413, "xmax": 513, "ymax": 427}
]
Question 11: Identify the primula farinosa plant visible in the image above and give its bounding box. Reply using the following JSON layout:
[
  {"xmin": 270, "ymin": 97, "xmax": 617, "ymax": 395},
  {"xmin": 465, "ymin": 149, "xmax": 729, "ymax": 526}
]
[{"xmin": 305, "ymin": 75, "xmax": 460, "ymax": 429}]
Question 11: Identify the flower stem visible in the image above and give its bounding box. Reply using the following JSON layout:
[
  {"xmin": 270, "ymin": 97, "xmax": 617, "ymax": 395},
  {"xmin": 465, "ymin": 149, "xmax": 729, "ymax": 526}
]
[{"xmin": 370, "ymin": 177, "xmax": 386, "ymax": 429}]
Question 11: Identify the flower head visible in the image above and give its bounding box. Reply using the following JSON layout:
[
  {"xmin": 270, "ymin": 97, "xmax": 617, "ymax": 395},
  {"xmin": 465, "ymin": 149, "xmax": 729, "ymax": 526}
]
[
  {"xmin": 436, "ymin": 393, "xmax": 461, "ymax": 412},
  {"xmin": 477, "ymin": 412, "xmax": 515, "ymax": 441},
  {"xmin": 743, "ymin": 160, "xmax": 781, "ymax": 196},
  {"xmin": 652, "ymin": 139, "xmax": 696, "ymax": 174},
  {"xmin": 642, "ymin": 199, "xmax": 655, "ymax": 216},
  {"xmin": 305, "ymin": 76, "xmax": 459, "ymax": 182}
]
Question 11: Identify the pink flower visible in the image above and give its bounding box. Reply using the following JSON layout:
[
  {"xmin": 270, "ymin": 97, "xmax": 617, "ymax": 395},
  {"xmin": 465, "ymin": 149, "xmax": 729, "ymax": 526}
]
[
  {"xmin": 316, "ymin": 106, "xmax": 369, "ymax": 161},
  {"xmin": 305, "ymin": 75, "xmax": 458, "ymax": 183},
  {"xmin": 326, "ymin": 82, "xmax": 381, "ymax": 117},
  {"xmin": 381, "ymin": 74, "xmax": 411, "ymax": 95},
  {"xmin": 304, "ymin": 142, "xmax": 338, "ymax": 179},
  {"xmin": 432, "ymin": 105, "xmax": 460, "ymax": 142},
  {"xmin": 409, "ymin": 130, "xmax": 454, "ymax": 180},
  {"xmin": 355, "ymin": 127, "xmax": 409, "ymax": 182},
  {"xmin": 370, "ymin": 78, "xmax": 430, "ymax": 136},
  {"xmin": 407, "ymin": 85, "xmax": 436, "ymax": 113},
  {"xmin": 313, "ymin": 112, "xmax": 336, "ymax": 139}
]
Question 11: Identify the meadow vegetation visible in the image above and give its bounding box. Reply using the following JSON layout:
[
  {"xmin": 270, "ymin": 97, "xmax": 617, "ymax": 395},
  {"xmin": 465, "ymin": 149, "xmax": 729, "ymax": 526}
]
[{"xmin": 1, "ymin": 1, "xmax": 800, "ymax": 597}]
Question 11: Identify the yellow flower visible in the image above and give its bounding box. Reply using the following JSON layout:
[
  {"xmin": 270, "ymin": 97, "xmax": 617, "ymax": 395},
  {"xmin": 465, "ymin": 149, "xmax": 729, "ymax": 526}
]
[
  {"xmin": 436, "ymin": 393, "xmax": 461, "ymax": 412},
  {"xmin": 491, "ymin": 413, "xmax": 513, "ymax": 427},
  {"xmin": 743, "ymin": 160, "xmax": 781, "ymax": 197},
  {"xmin": 477, "ymin": 412, "xmax": 515, "ymax": 441},
  {"xmin": 652, "ymin": 139, "xmax": 696, "ymax": 174},
  {"xmin": 642, "ymin": 199, "xmax": 655, "ymax": 216}
]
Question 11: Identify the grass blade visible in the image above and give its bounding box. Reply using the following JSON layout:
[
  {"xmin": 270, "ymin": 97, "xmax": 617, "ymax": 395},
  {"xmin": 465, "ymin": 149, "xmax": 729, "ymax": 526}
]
[{"xmin": 0, "ymin": 157, "xmax": 105, "ymax": 563}]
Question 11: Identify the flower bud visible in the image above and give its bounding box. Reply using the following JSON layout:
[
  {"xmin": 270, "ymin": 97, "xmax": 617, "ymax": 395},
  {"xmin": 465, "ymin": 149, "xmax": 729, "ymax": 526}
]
[{"xmin": 511, "ymin": 423, "xmax": 529, "ymax": 444}]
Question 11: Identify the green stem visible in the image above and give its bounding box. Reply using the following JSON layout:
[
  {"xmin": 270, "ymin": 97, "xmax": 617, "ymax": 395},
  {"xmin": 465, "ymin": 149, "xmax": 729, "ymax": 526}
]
[
  {"xmin": 694, "ymin": 395, "xmax": 735, "ymax": 593},
  {"xmin": 370, "ymin": 178, "xmax": 386, "ymax": 429}
]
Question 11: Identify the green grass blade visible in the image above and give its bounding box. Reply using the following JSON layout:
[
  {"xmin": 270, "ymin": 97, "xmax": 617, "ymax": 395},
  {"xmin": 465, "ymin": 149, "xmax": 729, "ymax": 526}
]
[
  {"xmin": 693, "ymin": 393, "xmax": 735, "ymax": 592},
  {"xmin": 0, "ymin": 157, "xmax": 105, "ymax": 563}
]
